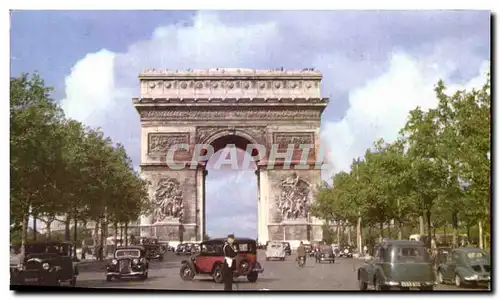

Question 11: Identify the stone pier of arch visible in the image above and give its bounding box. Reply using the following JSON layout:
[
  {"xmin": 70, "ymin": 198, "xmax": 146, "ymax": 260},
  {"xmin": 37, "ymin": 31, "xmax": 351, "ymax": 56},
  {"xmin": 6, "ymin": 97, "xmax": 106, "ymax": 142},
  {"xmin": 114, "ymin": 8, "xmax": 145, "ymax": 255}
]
[{"xmin": 133, "ymin": 68, "xmax": 328, "ymax": 248}]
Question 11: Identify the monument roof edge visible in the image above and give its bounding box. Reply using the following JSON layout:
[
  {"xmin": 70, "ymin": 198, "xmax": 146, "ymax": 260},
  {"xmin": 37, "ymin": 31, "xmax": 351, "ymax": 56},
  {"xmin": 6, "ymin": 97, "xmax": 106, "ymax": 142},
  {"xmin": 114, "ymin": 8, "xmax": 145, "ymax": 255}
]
[{"xmin": 138, "ymin": 68, "xmax": 323, "ymax": 78}]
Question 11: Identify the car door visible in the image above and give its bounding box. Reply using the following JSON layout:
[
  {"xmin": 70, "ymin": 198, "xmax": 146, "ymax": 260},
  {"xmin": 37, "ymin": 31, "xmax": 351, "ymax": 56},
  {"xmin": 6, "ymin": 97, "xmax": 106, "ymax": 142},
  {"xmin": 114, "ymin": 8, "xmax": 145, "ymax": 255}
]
[
  {"xmin": 444, "ymin": 250, "xmax": 458, "ymax": 280},
  {"xmin": 364, "ymin": 246, "xmax": 380, "ymax": 285}
]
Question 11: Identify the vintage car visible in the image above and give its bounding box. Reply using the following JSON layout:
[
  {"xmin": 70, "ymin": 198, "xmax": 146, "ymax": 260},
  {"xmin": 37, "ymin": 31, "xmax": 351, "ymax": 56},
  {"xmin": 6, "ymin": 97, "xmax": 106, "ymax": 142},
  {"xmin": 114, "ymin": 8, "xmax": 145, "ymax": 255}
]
[
  {"xmin": 316, "ymin": 245, "xmax": 335, "ymax": 264},
  {"xmin": 176, "ymin": 243, "xmax": 192, "ymax": 255},
  {"xmin": 140, "ymin": 237, "xmax": 165, "ymax": 261},
  {"xmin": 105, "ymin": 246, "xmax": 149, "ymax": 281},
  {"xmin": 265, "ymin": 242, "xmax": 286, "ymax": 261},
  {"xmin": 436, "ymin": 247, "xmax": 490, "ymax": 288},
  {"xmin": 179, "ymin": 237, "xmax": 264, "ymax": 283},
  {"xmin": 357, "ymin": 240, "xmax": 436, "ymax": 291},
  {"xmin": 12, "ymin": 242, "xmax": 79, "ymax": 287},
  {"xmin": 304, "ymin": 244, "xmax": 312, "ymax": 255}
]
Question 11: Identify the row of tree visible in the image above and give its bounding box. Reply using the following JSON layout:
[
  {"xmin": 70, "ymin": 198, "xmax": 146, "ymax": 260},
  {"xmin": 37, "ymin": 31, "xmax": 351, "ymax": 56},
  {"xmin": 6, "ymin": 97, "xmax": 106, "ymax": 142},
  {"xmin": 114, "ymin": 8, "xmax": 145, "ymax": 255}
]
[
  {"xmin": 312, "ymin": 72, "xmax": 491, "ymax": 251},
  {"xmin": 10, "ymin": 73, "xmax": 152, "ymax": 257}
]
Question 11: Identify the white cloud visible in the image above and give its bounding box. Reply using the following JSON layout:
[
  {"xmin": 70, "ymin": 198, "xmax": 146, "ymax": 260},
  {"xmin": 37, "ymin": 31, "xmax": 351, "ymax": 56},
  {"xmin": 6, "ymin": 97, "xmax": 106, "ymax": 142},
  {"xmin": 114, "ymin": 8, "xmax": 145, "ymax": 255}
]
[
  {"xmin": 60, "ymin": 50, "xmax": 117, "ymax": 125},
  {"xmin": 58, "ymin": 11, "xmax": 489, "ymax": 236},
  {"xmin": 320, "ymin": 52, "xmax": 489, "ymax": 179}
]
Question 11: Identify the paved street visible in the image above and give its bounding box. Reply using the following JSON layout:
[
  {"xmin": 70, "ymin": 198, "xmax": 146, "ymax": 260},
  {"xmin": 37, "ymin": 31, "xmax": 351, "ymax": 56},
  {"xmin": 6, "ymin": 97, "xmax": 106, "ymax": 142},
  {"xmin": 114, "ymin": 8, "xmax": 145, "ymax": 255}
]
[{"xmin": 75, "ymin": 251, "xmax": 488, "ymax": 291}]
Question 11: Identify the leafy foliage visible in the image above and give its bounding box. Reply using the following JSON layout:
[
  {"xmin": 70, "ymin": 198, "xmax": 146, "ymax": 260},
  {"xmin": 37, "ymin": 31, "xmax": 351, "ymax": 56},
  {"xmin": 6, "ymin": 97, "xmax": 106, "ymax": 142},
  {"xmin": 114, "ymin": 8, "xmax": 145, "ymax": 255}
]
[
  {"xmin": 312, "ymin": 71, "xmax": 491, "ymax": 249},
  {"xmin": 10, "ymin": 73, "xmax": 152, "ymax": 256}
]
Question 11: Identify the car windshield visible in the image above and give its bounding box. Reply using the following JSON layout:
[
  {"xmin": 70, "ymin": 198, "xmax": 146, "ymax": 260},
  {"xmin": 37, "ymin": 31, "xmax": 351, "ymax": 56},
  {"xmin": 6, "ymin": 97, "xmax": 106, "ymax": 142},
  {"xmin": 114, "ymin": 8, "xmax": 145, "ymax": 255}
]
[
  {"xmin": 270, "ymin": 244, "xmax": 282, "ymax": 248},
  {"xmin": 391, "ymin": 246, "xmax": 429, "ymax": 262},
  {"xmin": 116, "ymin": 249, "xmax": 141, "ymax": 258},
  {"xmin": 466, "ymin": 251, "xmax": 488, "ymax": 262}
]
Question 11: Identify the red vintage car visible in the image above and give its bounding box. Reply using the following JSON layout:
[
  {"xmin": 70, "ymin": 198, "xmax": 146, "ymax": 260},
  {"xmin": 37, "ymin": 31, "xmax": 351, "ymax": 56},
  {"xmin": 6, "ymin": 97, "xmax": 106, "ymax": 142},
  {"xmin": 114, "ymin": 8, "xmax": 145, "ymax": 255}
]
[{"xmin": 179, "ymin": 238, "xmax": 264, "ymax": 283}]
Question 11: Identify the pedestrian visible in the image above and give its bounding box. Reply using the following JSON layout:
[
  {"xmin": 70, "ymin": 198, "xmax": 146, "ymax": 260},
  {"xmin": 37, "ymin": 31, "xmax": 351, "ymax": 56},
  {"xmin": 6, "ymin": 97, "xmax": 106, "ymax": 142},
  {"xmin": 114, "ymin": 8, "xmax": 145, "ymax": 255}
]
[
  {"xmin": 222, "ymin": 234, "xmax": 238, "ymax": 291},
  {"xmin": 81, "ymin": 241, "xmax": 88, "ymax": 260}
]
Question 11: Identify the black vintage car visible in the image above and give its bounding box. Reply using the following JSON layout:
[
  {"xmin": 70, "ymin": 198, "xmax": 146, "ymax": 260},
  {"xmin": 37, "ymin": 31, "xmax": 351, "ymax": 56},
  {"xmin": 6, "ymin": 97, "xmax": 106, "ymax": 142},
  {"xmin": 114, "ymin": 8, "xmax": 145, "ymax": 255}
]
[
  {"xmin": 105, "ymin": 246, "xmax": 149, "ymax": 281},
  {"xmin": 176, "ymin": 243, "xmax": 191, "ymax": 255},
  {"xmin": 358, "ymin": 240, "xmax": 436, "ymax": 291},
  {"xmin": 140, "ymin": 238, "xmax": 164, "ymax": 261},
  {"xmin": 11, "ymin": 242, "xmax": 79, "ymax": 287},
  {"xmin": 436, "ymin": 247, "xmax": 490, "ymax": 288}
]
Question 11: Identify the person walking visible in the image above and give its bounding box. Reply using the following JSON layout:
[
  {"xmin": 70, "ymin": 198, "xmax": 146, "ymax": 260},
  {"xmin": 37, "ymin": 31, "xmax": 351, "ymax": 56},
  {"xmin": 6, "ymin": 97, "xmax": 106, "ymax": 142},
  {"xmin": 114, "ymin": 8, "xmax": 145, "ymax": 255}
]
[{"xmin": 222, "ymin": 234, "xmax": 238, "ymax": 291}]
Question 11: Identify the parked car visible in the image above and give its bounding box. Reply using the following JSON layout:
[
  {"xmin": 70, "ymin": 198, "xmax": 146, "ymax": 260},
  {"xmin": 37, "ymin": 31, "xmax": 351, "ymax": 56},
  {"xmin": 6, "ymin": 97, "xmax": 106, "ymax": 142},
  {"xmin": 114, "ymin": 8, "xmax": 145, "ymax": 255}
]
[
  {"xmin": 11, "ymin": 242, "xmax": 79, "ymax": 287},
  {"xmin": 282, "ymin": 242, "xmax": 291, "ymax": 256},
  {"xmin": 339, "ymin": 245, "xmax": 354, "ymax": 258},
  {"xmin": 179, "ymin": 237, "xmax": 264, "ymax": 283},
  {"xmin": 176, "ymin": 244, "xmax": 188, "ymax": 255},
  {"xmin": 304, "ymin": 244, "xmax": 312, "ymax": 256},
  {"xmin": 105, "ymin": 246, "xmax": 149, "ymax": 281},
  {"xmin": 357, "ymin": 240, "xmax": 436, "ymax": 291},
  {"xmin": 436, "ymin": 247, "xmax": 490, "ymax": 288},
  {"xmin": 266, "ymin": 242, "xmax": 286, "ymax": 261}
]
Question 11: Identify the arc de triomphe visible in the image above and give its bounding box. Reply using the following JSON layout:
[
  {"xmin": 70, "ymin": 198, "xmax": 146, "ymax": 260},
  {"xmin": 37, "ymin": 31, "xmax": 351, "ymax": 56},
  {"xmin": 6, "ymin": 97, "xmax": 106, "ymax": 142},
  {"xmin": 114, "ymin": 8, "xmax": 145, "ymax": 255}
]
[{"xmin": 133, "ymin": 68, "xmax": 328, "ymax": 246}]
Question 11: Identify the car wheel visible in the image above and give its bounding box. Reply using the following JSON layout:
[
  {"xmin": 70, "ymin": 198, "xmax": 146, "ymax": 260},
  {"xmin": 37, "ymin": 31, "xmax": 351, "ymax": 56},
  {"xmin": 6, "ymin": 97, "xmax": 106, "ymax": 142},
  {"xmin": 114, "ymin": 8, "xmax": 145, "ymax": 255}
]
[
  {"xmin": 375, "ymin": 277, "xmax": 388, "ymax": 291},
  {"xmin": 70, "ymin": 276, "xmax": 77, "ymax": 287},
  {"xmin": 265, "ymin": 257, "xmax": 269, "ymax": 261},
  {"xmin": 247, "ymin": 271, "xmax": 258, "ymax": 283},
  {"xmin": 140, "ymin": 272, "xmax": 148, "ymax": 280},
  {"xmin": 454, "ymin": 274, "xmax": 463, "ymax": 287},
  {"xmin": 437, "ymin": 270, "xmax": 445, "ymax": 284},
  {"xmin": 106, "ymin": 275, "xmax": 112, "ymax": 282},
  {"xmin": 159, "ymin": 256, "xmax": 164, "ymax": 261},
  {"xmin": 419, "ymin": 286, "xmax": 434, "ymax": 291},
  {"xmin": 358, "ymin": 277, "xmax": 368, "ymax": 291},
  {"xmin": 180, "ymin": 264, "xmax": 195, "ymax": 281},
  {"xmin": 212, "ymin": 264, "xmax": 224, "ymax": 283}
]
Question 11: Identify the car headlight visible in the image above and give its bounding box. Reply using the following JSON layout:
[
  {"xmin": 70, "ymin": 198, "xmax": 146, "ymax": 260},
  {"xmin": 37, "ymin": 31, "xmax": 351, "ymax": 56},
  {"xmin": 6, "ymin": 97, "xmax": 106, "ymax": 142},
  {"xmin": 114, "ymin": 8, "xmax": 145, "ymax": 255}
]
[
  {"xmin": 140, "ymin": 258, "xmax": 146, "ymax": 263},
  {"xmin": 111, "ymin": 259, "xmax": 118, "ymax": 265},
  {"xmin": 464, "ymin": 274, "xmax": 478, "ymax": 280},
  {"xmin": 17, "ymin": 264, "xmax": 25, "ymax": 271},
  {"xmin": 42, "ymin": 263, "xmax": 50, "ymax": 270},
  {"xmin": 133, "ymin": 258, "xmax": 139, "ymax": 264}
]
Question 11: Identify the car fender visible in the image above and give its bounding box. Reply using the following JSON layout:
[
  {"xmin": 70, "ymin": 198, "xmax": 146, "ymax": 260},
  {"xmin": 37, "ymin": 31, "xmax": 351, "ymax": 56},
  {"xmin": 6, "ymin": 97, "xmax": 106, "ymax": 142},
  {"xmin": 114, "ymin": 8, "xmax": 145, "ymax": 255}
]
[
  {"xmin": 455, "ymin": 266, "xmax": 473, "ymax": 279},
  {"xmin": 181, "ymin": 259, "xmax": 197, "ymax": 273},
  {"xmin": 357, "ymin": 267, "xmax": 368, "ymax": 283}
]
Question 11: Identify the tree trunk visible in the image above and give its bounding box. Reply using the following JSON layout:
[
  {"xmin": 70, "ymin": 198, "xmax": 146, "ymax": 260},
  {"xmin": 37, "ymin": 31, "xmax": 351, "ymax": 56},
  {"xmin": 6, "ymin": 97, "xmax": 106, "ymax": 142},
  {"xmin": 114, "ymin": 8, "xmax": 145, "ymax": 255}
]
[
  {"xmin": 47, "ymin": 221, "xmax": 52, "ymax": 241},
  {"xmin": 478, "ymin": 219, "xmax": 484, "ymax": 249},
  {"xmin": 398, "ymin": 220, "xmax": 403, "ymax": 240},
  {"xmin": 64, "ymin": 215, "xmax": 71, "ymax": 241},
  {"xmin": 120, "ymin": 224, "xmax": 123, "ymax": 243},
  {"xmin": 419, "ymin": 215, "xmax": 425, "ymax": 235},
  {"xmin": 387, "ymin": 220, "xmax": 392, "ymax": 238},
  {"xmin": 452, "ymin": 211, "xmax": 458, "ymax": 248},
  {"xmin": 73, "ymin": 215, "xmax": 78, "ymax": 256},
  {"xmin": 33, "ymin": 215, "xmax": 37, "ymax": 241},
  {"xmin": 93, "ymin": 220, "xmax": 99, "ymax": 248},
  {"xmin": 356, "ymin": 216, "xmax": 362, "ymax": 255},
  {"xmin": 124, "ymin": 223, "xmax": 129, "ymax": 246},
  {"xmin": 379, "ymin": 222, "xmax": 384, "ymax": 242},
  {"xmin": 114, "ymin": 222, "xmax": 118, "ymax": 246},
  {"xmin": 347, "ymin": 225, "xmax": 352, "ymax": 245},
  {"xmin": 336, "ymin": 221, "xmax": 340, "ymax": 244},
  {"xmin": 20, "ymin": 212, "xmax": 29, "ymax": 262},
  {"xmin": 100, "ymin": 216, "xmax": 105, "ymax": 259},
  {"xmin": 426, "ymin": 210, "xmax": 432, "ymax": 249}
]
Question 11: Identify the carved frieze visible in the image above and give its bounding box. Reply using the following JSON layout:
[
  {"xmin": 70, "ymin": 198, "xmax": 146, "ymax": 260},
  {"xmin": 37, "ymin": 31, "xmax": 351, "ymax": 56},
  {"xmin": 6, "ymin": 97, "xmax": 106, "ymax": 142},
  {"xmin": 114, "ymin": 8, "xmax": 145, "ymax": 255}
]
[
  {"xmin": 140, "ymin": 108, "xmax": 321, "ymax": 121},
  {"xmin": 272, "ymin": 132, "xmax": 315, "ymax": 148},
  {"xmin": 153, "ymin": 177, "xmax": 184, "ymax": 223},
  {"xmin": 276, "ymin": 173, "xmax": 311, "ymax": 220},
  {"xmin": 148, "ymin": 133, "xmax": 190, "ymax": 153}
]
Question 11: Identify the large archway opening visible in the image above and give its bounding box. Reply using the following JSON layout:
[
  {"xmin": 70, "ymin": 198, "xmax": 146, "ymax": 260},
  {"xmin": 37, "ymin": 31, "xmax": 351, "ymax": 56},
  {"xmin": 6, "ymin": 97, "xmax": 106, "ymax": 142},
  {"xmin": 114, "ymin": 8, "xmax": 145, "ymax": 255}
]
[{"xmin": 204, "ymin": 134, "xmax": 259, "ymax": 240}]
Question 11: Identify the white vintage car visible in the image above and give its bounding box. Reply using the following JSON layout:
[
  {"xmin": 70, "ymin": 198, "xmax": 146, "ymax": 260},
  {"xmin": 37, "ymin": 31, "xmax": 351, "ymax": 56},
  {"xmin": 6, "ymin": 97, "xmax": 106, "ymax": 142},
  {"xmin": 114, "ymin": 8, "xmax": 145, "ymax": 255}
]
[{"xmin": 265, "ymin": 242, "xmax": 286, "ymax": 261}]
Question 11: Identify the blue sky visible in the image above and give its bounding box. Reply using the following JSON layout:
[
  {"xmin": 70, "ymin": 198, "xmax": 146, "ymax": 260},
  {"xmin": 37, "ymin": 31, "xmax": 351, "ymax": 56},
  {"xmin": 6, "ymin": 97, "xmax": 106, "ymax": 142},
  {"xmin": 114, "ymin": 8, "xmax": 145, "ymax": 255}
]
[{"xmin": 11, "ymin": 10, "xmax": 490, "ymax": 238}]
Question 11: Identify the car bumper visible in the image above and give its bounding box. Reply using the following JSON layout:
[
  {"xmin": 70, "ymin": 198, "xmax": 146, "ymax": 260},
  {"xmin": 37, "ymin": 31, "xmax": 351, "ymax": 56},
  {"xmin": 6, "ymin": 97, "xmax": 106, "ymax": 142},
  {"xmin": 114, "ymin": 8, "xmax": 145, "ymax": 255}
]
[
  {"xmin": 106, "ymin": 271, "xmax": 146, "ymax": 276},
  {"xmin": 384, "ymin": 281, "xmax": 436, "ymax": 288},
  {"xmin": 318, "ymin": 257, "xmax": 335, "ymax": 261}
]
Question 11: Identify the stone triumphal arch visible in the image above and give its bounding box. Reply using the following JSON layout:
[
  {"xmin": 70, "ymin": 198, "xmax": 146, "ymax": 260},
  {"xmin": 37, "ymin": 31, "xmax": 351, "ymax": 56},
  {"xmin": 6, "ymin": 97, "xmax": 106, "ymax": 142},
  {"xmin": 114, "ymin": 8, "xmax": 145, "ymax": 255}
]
[{"xmin": 133, "ymin": 68, "xmax": 328, "ymax": 246}]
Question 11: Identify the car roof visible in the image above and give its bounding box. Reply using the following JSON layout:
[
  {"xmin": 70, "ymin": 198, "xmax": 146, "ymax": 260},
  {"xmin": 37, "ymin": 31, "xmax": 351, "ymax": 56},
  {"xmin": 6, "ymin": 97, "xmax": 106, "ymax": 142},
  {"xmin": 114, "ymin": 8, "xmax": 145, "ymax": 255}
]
[
  {"xmin": 379, "ymin": 240, "xmax": 426, "ymax": 247},
  {"xmin": 116, "ymin": 246, "xmax": 144, "ymax": 251},
  {"xmin": 453, "ymin": 247, "xmax": 485, "ymax": 253},
  {"xmin": 203, "ymin": 237, "xmax": 256, "ymax": 244}
]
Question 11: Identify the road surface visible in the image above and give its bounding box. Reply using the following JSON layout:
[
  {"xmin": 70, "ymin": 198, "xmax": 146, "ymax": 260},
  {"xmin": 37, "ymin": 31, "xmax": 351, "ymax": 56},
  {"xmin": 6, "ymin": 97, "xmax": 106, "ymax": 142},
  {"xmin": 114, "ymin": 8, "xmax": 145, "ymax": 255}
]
[{"xmin": 75, "ymin": 251, "xmax": 489, "ymax": 291}]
